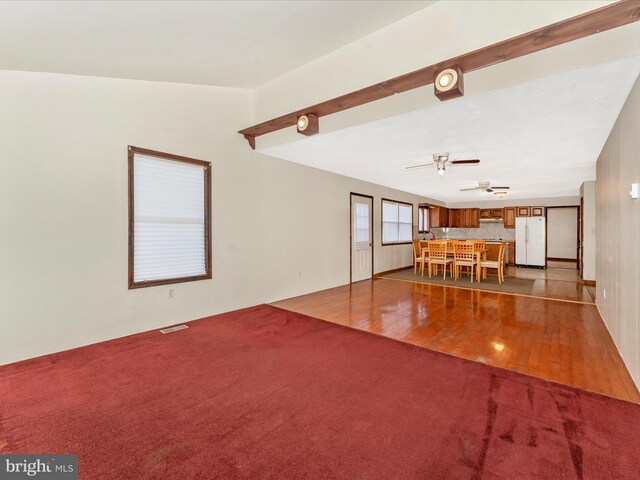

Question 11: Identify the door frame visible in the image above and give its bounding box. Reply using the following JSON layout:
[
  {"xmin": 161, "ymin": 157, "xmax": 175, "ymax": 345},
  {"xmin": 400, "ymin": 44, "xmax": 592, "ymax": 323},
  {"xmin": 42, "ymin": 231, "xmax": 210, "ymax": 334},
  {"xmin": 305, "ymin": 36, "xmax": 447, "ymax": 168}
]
[
  {"xmin": 350, "ymin": 192, "xmax": 374, "ymax": 284},
  {"xmin": 545, "ymin": 205, "xmax": 580, "ymax": 268}
]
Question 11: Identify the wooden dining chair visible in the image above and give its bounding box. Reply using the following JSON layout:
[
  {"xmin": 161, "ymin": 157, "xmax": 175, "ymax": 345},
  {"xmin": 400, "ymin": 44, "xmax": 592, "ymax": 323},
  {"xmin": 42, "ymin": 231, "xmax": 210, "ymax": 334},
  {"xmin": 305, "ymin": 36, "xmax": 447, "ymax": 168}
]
[
  {"xmin": 426, "ymin": 240, "xmax": 453, "ymax": 279},
  {"xmin": 446, "ymin": 240, "xmax": 459, "ymax": 257},
  {"xmin": 478, "ymin": 242, "xmax": 506, "ymax": 283},
  {"xmin": 412, "ymin": 239, "xmax": 426, "ymax": 275},
  {"xmin": 454, "ymin": 242, "xmax": 478, "ymax": 282}
]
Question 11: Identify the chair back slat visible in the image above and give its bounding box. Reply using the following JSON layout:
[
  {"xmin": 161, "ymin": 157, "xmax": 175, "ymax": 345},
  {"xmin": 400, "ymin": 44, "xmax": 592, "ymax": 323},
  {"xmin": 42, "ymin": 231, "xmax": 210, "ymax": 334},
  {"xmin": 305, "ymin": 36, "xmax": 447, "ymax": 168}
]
[
  {"xmin": 428, "ymin": 240, "xmax": 448, "ymax": 260},
  {"xmin": 454, "ymin": 242, "xmax": 476, "ymax": 261},
  {"xmin": 473, "ymin": 240, "xmax": 486, "ymax": 252}
]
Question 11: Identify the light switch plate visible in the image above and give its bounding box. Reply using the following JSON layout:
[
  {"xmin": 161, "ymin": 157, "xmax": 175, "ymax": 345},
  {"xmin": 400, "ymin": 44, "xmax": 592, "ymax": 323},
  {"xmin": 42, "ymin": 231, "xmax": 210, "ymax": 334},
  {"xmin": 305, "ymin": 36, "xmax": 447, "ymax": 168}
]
[{"xmin": 630, "ymin": 183, "xmax": 639, "ymax": 200}]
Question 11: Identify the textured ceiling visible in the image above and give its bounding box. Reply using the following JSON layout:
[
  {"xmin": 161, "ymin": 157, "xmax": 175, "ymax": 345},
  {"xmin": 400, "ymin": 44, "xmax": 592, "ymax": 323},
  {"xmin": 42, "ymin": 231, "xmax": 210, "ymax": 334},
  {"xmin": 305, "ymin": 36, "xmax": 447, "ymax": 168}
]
[
  {"xmin": 0, "ymin": 0, "xmax": 432, "ymax": 88},
  {"xmin": 261, "ymin": 57, "xmax": 640, "ymax": 202}
]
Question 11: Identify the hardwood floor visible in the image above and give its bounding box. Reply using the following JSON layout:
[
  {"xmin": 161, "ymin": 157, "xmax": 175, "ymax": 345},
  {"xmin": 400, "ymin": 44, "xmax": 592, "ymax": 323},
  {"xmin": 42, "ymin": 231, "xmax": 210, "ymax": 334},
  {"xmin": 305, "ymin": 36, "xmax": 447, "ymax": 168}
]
[{"xmin": 272, "ymin": 278, "xmax": 640, "ymax": 403}]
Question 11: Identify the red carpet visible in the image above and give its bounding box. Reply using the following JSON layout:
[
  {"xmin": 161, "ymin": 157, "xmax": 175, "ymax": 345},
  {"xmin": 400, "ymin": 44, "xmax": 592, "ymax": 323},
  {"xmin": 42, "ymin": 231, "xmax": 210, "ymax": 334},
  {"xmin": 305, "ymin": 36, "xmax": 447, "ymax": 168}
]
[{"xmin": 1, "ymin": 304, "xmax": 639, "ymax": 479}]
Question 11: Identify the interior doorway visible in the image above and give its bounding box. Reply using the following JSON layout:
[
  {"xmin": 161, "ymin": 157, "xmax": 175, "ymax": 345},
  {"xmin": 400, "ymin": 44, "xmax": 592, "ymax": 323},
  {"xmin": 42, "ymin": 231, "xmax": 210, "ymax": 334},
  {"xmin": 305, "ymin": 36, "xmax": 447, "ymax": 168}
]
[
  {"xmin": 546, "ymin": 206, "xmax": 580, "ymax": 268},
  {"xmin": 350, "ymin": 193, "xmax": 373, "ymax": 283}
]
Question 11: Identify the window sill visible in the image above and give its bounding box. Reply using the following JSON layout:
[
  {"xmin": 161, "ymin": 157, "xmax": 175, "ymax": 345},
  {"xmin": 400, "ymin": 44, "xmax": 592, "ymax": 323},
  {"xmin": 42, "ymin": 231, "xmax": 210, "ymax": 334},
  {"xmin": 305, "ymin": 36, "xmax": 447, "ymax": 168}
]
[{"xmin": 129, "ymin": 273, "xmax": 212, "ymax": 290}]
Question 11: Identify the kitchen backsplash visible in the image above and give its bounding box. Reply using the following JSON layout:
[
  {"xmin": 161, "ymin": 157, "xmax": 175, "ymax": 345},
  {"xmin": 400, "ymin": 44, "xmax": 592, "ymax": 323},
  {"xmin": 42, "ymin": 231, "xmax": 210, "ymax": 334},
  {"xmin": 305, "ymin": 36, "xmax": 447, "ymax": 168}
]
[{"xmin": 427, "ymin": 223, "xmax": 516, "ymax": 241}]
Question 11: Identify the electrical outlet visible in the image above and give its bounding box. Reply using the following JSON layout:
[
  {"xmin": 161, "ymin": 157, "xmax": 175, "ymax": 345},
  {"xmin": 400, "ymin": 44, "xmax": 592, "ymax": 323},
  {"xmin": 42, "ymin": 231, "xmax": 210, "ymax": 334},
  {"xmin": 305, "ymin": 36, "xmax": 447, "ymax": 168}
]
[
  {"xmin": 168, "ymin": 288, "xmax": 174, "ymax": 299},
  {"xmin": 298, "ymin": 271, "xmax": 303, "ymax": 278}
]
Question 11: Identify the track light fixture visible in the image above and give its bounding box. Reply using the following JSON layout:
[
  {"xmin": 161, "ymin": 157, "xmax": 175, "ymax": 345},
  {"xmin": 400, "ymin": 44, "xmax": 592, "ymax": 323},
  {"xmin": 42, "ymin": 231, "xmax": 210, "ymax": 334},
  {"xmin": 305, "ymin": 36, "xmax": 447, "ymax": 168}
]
[
  {"xmin": 296, "ymin": 114, "xmax": 319, "ymax": 136},
  {"xmin": 434, "ymin": 65, "xmax": 464, "ymax": 101}
]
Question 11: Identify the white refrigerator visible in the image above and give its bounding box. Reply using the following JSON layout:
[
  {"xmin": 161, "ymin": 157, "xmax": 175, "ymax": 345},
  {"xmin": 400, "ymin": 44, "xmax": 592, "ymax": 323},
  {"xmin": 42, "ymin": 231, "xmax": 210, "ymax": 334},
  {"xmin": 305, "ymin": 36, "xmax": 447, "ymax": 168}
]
[{"xmin": 515, "ymin": 217, "xmax": 546, "ymax": 268}]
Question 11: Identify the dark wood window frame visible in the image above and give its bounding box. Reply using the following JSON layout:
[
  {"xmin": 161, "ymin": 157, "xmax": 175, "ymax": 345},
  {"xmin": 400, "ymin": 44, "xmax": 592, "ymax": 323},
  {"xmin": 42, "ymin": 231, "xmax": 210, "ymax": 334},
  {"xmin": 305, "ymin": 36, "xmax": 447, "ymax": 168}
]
[
  {"xmin": 418, "ymin": 205, "xmax": 430, "ymax": 234},
  {"xmin": 381, "ymin": 198, "xmax": 414, "ymax": 246},
  {"xmin": 128, "ymin": 146, "xmax": 212, "ymax": 289}
]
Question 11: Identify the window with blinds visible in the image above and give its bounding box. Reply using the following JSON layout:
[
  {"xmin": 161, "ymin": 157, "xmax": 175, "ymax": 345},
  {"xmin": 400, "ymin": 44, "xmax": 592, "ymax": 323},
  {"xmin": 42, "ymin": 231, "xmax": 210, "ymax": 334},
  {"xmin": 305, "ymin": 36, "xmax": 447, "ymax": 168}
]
[
  {"xmin": 382, "ymin": 199, "xmax": 413, "ymax": 245},
  {"xmin": 128, "ymin": 146, "xmax": 211, "ymax": 288},
  {"xmin": 418, "ymin": 206, "xmax": 430, "ymax": 233}
]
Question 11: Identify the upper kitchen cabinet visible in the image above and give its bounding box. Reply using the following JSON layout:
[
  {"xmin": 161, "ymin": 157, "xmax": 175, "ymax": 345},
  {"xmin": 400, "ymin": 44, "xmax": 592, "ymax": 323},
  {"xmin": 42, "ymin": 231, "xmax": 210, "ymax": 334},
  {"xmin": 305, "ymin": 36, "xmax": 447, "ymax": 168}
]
[
  {"xmin": 449, "ymin": 209, "xmax": 460, "ymax": 228},
  {"xmin": 450, "ymin": 208, "xmax": 479, "ymax": 228},
  {"xmin": 530, "ymin": 206, "xmax": 545, "ymax": 217},
  {"xmin": 469, "ymin": 208, "xmax": 480, "ymax": 228},
  {"xmin": 480, "ymin": 208, "xmax": 503, "ymax": 219},
  {"xmin": 504, "ymin": 207, "xmax": 516, "ymax": 228},
  {"xmin": 429, "ymin": 206, "xmax": 449, "ymax": 228},
  {"xmin": 491, "ymin": 208, "xmax": 504, "ymax": 218}
]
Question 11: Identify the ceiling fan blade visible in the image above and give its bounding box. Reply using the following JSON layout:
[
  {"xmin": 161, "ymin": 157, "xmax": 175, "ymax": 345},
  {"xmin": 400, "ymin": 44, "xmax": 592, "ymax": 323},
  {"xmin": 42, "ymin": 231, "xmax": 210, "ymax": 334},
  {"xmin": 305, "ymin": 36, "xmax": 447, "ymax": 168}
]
[
  {"xmin": 451, "ymin": 159, "xmax": 480, "ymax": 165},
  {"xmin": 405, "ymin": 163, "xmax": 434, "ymax": 170},
  {"xmin": 460, "ymin": 187, "xmax": 481, "ymax": 191},
  {"xmin": 491, "ymin": 186, "xmax": 510, "ymax": 190},
  {"xmin": 486, "ymin": 188, "xmax": 494, "ymax": 192}
]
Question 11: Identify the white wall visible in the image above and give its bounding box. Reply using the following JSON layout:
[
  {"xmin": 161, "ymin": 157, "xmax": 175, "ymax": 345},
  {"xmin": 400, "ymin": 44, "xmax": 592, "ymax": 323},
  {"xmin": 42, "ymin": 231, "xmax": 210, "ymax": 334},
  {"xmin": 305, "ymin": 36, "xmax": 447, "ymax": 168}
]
[
  {"xmin": 252, "ymin": 1, "xmax": 640, "ymax": 153},
  {"xmin": 546, "ymin": 207, "xmax": 578, "ymax": 260},
  {"xmin": 595, "ymin": 75, "xmax": 640, "ymax": 388},
  {"xmin": 581, "ymin": 181, "xmax": 596, "ymax": 281},
  {"xmin": 0, "ymin": 70, "xmax": 431, "ymax": 365}
]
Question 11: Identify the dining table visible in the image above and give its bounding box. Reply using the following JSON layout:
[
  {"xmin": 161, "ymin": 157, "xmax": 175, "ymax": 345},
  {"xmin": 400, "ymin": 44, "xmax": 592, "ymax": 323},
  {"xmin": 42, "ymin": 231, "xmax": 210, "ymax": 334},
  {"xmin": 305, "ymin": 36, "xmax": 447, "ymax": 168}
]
[{"xmin": 420, "ymin": 244, "xmax": 487, "ymax": 281}]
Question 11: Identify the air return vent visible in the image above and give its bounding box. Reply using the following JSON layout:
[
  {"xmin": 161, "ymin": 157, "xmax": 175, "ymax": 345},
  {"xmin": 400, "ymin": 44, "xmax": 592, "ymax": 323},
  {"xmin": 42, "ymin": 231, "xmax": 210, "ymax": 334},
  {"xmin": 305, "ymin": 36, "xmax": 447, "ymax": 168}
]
[{"xmin": 160, "ymin": 325, "xmax": 189, "ymax": 334}]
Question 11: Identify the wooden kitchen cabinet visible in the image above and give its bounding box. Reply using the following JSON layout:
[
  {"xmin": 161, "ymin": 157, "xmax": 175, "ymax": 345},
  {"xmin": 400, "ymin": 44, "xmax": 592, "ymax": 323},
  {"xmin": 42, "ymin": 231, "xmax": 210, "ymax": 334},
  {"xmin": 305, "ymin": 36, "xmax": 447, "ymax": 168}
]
[
  {"xmin": 516, "ymin": 207, "xmax": 530, "ymax": 217},
  {"xmin": 491, "ymin": 208, "xmax": 504, "ymax": 218},
  {"xmin": 503, "ymin": 207, "xmax": 516, "ymax": 228},
  {"xmin": 530, "ymin": 206, "xmax": 545, "ymax": 217},
  {"xmin": 448, "ymin": 208, "xmax": 479, "ymax": 228},
  {"xmin": 429, "ymin": 206, "xmax": 449, "ymax": 228},
  {"xmin": 449, "ymin": 209, "xmax": 460, "ymax": 228},
  {"xmin": 479, "ymin": 209, "xmax": 492, "ymax": 219},
  {"xmin": 469, "ymin": 208, "xmax": 480, "ymax": 228}
]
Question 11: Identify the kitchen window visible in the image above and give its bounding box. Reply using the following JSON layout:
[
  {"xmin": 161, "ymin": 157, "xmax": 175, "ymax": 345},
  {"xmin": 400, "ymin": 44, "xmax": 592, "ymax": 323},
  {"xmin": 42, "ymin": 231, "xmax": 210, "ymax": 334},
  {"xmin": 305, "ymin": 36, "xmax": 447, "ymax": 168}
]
[
  {"xmin": 382, "ymin": 199, "xmax": 413, "ymax": 245},
  {"xmin": 418, "ymin": 206, "xmax": 430, "ymax": 233},
  {"xmin": 128, "ymin": 146, "xmax": 212, "ymax": 289}
]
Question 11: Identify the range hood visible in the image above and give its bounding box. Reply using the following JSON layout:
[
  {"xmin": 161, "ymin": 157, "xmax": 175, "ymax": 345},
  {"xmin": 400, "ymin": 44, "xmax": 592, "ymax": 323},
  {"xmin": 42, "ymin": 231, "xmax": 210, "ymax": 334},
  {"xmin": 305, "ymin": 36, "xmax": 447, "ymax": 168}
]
[{"xmin": 479, "ymin": 218, "xmax": 504, "ymax": 223}]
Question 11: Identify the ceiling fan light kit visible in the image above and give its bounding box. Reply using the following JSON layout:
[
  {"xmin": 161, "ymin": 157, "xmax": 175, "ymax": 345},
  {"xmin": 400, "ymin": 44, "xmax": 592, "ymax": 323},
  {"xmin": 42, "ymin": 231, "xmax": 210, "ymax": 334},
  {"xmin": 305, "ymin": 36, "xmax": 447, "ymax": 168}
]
[
  {"xmin": 296, "ymin": 114, "xmax": 319, "ymax": 136},
  {"xmin": 434, "ymin": 65, "xmax": 464, "ymax": 101}
]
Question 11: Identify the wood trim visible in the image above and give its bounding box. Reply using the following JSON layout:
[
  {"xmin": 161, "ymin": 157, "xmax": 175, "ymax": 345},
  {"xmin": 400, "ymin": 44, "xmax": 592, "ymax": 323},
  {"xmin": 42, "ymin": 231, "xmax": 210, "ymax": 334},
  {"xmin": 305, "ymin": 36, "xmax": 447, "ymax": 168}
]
[
  {"xmin": 547, "ymin": 257, "xmax": 579, "ymax": 263},
  {"xmin": 128, "ymin": 146, "xmax": 212, "ymax": 289},
  {"xmin": 239, "ymin": 1, "xmax": 640, "ymax": 144},
  {"xmin": 381, "ymin": 198, "xmax": 414, "ymax": 246},
  {"xmin": 350, "ymin": 192, "xmax": 374, "ymax": 284},
  {"xmin": 418, "ymin": 205, "xmax": 430, "ymax": 234},
  {"xmin": 374, "ymin": 265, "xmax": 413, "ymax": 277},
  {"xmin": 582, "ymin": 279, "xmax": 596, "ymax": 287}
]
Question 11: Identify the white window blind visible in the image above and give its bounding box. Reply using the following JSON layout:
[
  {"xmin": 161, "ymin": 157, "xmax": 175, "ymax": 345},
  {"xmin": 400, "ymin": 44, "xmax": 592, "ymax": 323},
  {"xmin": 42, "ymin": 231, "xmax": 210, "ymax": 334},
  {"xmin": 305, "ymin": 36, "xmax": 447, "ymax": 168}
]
[
  {"xmin": 382, "ymin": 200, "xmax": 413, "ymax": 244},
  {"xmin": 133, "ymin": 154, "xmax": 207, "ymax": 283}
]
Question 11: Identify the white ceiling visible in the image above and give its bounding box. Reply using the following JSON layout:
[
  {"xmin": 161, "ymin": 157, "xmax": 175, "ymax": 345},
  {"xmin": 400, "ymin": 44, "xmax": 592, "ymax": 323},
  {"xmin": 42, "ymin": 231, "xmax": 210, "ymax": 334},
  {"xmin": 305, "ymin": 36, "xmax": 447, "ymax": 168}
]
[
  {"xmin": 261, "ymin": 57, "xmax": 640, "ymax": 203},
  {"xmin": 0, "ymin": 0, "xmax": 431, "ymax": 88}
]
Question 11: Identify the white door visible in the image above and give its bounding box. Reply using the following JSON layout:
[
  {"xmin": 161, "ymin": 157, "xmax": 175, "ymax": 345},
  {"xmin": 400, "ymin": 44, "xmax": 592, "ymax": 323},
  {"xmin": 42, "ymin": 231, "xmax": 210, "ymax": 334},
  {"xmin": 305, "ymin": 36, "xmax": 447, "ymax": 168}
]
[
  {"xmin": 351, "ymin": 195, "xmax": 373, "ymax": 282},
  {"xmin": 527, "ymin": 216, "xmax": 546, "ymax": 267}
]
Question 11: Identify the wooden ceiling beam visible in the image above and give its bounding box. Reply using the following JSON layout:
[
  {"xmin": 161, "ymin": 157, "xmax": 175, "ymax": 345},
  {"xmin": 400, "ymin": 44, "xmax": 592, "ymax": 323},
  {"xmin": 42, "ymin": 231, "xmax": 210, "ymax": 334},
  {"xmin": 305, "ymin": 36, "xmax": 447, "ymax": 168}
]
[{"xmin": 239, "ymin": 0, "xmax": 640, "ymax": 147}]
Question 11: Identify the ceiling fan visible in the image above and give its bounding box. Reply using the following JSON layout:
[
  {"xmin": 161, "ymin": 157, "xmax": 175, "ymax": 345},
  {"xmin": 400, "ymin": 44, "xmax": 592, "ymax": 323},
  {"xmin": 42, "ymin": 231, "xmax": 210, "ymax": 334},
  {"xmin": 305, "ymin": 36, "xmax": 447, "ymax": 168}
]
[
  {"xmin": 460, "ymin": 181, "xmax": 510, "ymax": 193},
  {"xmin": 405, "ymin": 153, "xmax": 480, "ymax": 176}
]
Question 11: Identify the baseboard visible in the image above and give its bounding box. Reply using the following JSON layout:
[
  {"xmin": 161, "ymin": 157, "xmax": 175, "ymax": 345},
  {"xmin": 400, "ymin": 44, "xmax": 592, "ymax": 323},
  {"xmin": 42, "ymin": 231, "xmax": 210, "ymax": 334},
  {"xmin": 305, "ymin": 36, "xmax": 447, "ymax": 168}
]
[
  {"xmin": 547, "ymin": 257, "xmax": 578, "ymax": 263},
  {"xmin": 375, "ymin": 265, "xmax": 413, "ymax": 277}
]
